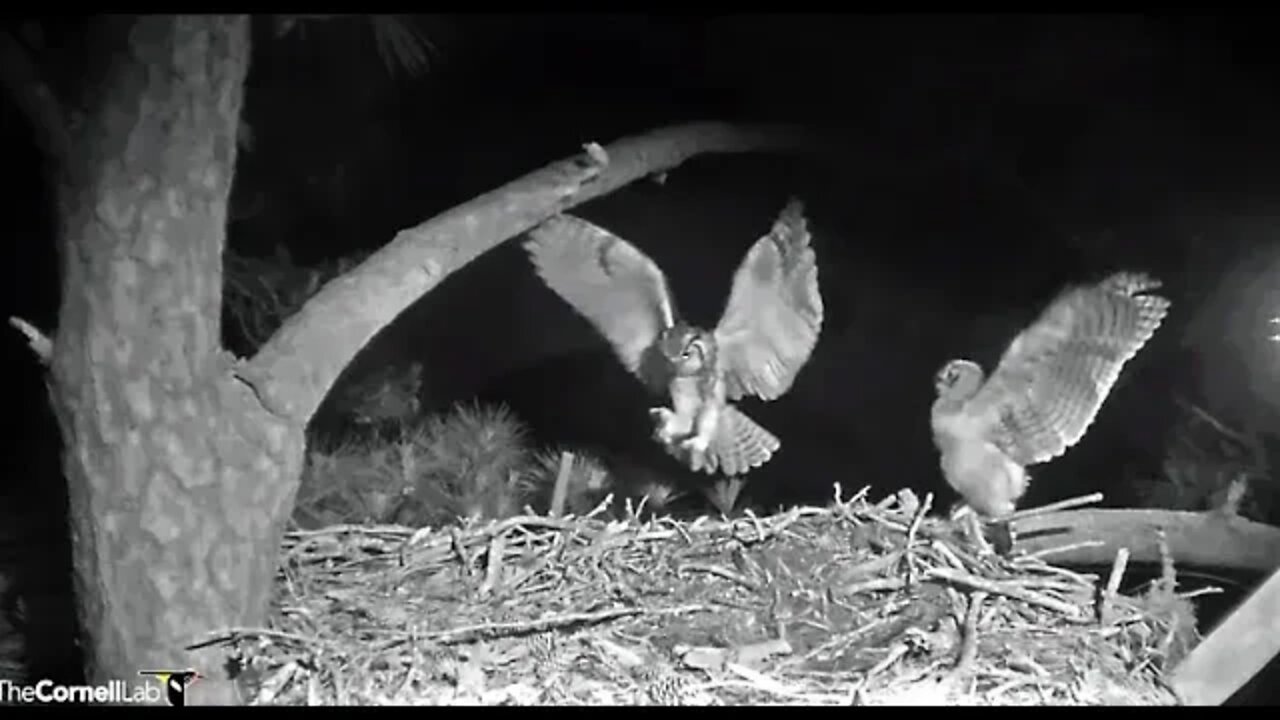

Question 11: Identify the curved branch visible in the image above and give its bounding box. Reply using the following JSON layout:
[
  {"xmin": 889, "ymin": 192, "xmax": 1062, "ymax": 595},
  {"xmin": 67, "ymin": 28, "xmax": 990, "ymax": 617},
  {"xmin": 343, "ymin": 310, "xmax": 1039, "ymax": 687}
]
[
  {"xmin": 1012, "ymin": 508, "xmax": 1280, "ymax": 573},
  {"xmin": 239, "ymin": 122, "xmax": 816, "ymax": 424}
]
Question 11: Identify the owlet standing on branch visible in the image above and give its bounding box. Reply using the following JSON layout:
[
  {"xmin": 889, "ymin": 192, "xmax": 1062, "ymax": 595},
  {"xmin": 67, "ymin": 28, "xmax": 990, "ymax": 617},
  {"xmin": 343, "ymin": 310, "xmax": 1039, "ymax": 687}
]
[
  {"xmin": 931, "ymin": 272, "xmax": 1171, "ymax": 543},
  {"xmin": 525, "ymin": 199, "xmax": 824, "ymax": 476}
]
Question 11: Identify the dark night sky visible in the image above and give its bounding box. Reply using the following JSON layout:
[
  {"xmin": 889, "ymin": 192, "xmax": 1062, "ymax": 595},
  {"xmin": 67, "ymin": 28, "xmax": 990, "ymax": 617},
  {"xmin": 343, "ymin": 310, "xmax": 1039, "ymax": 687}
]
[{"xmin": 5, "ymin": 13, "xmax": 1280, "ymax": 514}]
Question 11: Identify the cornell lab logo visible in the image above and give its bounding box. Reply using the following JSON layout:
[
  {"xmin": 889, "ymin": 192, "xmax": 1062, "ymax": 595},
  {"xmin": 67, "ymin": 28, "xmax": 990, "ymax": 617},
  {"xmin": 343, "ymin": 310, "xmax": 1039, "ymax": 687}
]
[{"xmin": 137, "ymin": 669, "xmax": 203, "ymax": 707}]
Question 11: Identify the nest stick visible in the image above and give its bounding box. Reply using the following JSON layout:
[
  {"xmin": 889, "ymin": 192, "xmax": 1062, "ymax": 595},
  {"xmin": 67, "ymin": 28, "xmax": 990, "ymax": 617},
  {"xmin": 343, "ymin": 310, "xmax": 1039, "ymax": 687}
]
[
  {"xmin": 550, "ymin": 450, "xmax": 574, "ymax": 518},
  {"xmin": 1098, "ymin": 547, "xmax": 1130, "ymax": 624},
  {"xmin": 950, "ymin": 591, "xmax": 987, "ymax": 682},
  {"xmin": 1007, "ymin": 492, "xmax": 1104, "ymax": 521}
]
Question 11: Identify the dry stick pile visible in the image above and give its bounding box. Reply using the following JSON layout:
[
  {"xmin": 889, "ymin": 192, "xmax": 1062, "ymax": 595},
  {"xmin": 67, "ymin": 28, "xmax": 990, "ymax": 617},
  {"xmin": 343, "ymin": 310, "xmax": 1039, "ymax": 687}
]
[{"xmin": 193, "ymin": 487, "xmax": 1199, "ymax": 705}]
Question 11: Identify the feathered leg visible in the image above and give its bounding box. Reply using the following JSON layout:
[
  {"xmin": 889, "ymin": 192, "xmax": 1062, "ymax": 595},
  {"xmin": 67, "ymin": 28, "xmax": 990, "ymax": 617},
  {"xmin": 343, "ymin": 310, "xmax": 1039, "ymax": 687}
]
[{"xmin": 679, "ymin": 401, "xmax": 719, "ymax": 470}]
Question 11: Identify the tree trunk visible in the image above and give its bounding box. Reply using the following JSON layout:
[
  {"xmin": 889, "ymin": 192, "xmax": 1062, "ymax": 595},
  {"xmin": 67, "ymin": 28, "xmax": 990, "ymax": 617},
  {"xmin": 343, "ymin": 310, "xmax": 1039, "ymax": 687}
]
[
  {"xmin": 4, "ymin": 14, "xmax": 823, "ymax": 705},
  {"xmin": 47, "ymin": 16, "xmax": 302, "ymax": 704}
]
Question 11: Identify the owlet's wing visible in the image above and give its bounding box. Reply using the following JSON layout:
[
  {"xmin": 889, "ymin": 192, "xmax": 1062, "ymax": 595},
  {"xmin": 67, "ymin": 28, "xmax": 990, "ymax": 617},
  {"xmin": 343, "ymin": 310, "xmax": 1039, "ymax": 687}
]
[{"xmin": 966, "ymin": 272, "xmax": 1171, "ymax": 466}]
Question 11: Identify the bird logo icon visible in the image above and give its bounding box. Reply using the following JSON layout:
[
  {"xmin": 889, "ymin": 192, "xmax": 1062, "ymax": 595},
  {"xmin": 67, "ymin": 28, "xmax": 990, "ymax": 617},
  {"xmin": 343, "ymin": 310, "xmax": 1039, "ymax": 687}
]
[{"xmin": 138, "ymin": 669, "xmax": 203, "ymax": 706}]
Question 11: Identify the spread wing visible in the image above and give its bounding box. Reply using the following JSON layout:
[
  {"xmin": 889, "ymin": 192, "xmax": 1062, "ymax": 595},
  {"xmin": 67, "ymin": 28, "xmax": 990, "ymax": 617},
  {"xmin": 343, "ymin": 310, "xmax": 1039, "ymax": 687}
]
[
  {"xmin": 713, "ymin": 198, "xmax": 824, "ymax": 401},
  {"xmin": 525, "ymin": 214, "xmax": 678, "ymax": 377},
  {"xmin": 966, "ymin": 272, "xmax": 1171, "ymax": 466}
]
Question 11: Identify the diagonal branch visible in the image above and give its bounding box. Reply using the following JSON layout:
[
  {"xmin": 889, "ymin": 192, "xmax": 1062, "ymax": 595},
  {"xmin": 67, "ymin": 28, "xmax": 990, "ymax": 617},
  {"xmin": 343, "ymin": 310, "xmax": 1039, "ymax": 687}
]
[
  {"xmin": 1170, "ymin": 561, "xmax": 1280, "ymax": 705},
  {"xmin": 0, "ymin": 29, "xmax": 71, "ymax": 165},
  {"xmin": 238, "ymin": 121, "xmax": 817, "ymax": 425},
  {"xmin": 1012, "ymin": 508, "xmax": 1280, "ymax": 573}
]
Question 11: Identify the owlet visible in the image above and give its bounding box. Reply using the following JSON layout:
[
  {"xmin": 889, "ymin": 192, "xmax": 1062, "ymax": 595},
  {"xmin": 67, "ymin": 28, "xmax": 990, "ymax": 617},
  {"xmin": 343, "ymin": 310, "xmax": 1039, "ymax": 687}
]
[{"xmin": 932, "ymin": 271, "xmax": 1171, "ymax": 525}]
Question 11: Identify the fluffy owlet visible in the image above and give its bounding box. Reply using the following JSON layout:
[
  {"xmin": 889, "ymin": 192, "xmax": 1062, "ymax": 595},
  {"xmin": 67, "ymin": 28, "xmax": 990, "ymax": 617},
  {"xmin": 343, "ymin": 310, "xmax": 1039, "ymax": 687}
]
[
  {"xmin": 931, "ymin": 272, "xmax": 1172, "ymax": 523},
  {"xmin": 525, "ymin": 199, "xmax": 824, "ymax": 476}
]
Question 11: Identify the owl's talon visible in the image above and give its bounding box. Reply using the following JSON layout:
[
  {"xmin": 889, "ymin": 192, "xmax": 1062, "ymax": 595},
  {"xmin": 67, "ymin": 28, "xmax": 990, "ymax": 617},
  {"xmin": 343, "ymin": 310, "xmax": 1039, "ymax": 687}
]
[
  {"xmin": 680, "ymin": 434, "xmax": 711, "ymax": 455},
  {"xmin": 686, "ymin": 448, "xmax": 708, "ymax": 473},
  {"xmin": 649, "ymin": 407, "xmax": 679, "ymax": 443},
  {"xmin": 679, "ymin": 435, "xmax": 713, "ymax": 472}
]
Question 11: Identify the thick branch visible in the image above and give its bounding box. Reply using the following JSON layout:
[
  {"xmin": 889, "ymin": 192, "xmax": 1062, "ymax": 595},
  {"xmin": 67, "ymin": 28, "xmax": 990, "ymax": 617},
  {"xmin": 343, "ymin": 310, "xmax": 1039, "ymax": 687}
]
[
  {"xmin": 240, "ymin": 121, "xmax": 815, "ymax": 424},
  {"xmin": 1170, "ymin": 562, "xmax": 1280, "ymax": 705},
  {"xmin": 0, "ymin": 29, "xmax": 71, "ymax": 164},
  {"xmin": 1012, "ymin": 508, "xmax": 1280, "ymax": 573}
]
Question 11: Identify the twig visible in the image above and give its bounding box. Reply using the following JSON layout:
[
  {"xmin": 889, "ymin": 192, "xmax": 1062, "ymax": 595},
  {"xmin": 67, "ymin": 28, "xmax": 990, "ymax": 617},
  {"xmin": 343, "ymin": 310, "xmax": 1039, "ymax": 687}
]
[
  {"xmin": 1178, "ymin": 586, "xmax": 1223, "ymax": 601},
  {"xmin": 1173, "ymin": 394, "xmax": 1252, "ymax": 446},
  {"xmin": 419, "ymin": 603, "xmax": 707, "ymax": 645},
  {"xmin": 865, "ymin": 642, "xmax": 913, "ymax": 680},
  {"xmin": 740, "ymin": 508, "xmax": 767, "ymax": 543},
  {"xmin": 502, "ymin": 543, "xmax": 562, "ymax": 594},
  {"xmin": 286, "ymin": 523, "xmax": 414, "ymax": 544},
  {"xmin": 678, "ymin": 562, "xmax": 763, "ymax": 592},
  {"xmin": 9, "ymin": 316, "xmax": 52, "ymax": 364},
  {"xmin": 1098, "ymin": 547, "xmax": 1130, "ymax": 625},
  {"xmin": 843, "ymin": 577, "xmax": 908, "ymax": 595},
  {"xmin": 902, "ymin": 493, "xmax": 934, "ymax": 585},
  {"xmin": 1007, "ymin": 492, "xmax": 1104, "ymax": 522},
  {"xmin": 949, "ymin": 591, "xmax": 987, "ymax": 682},
  {"xmin": 832, "ymin": 482, "xmax": 847, "ymax": 505},
  {"xmin": 926, "ymin": 567, "xmax": 1085, "ymax": 619},
  {"xmin": 402, "ymin": 514, "xmax": 585, "ymax": 549},
  {"xmin": 731, "ymin": 506, "xmax": 812, "ymax": 544},
  {"xmin": 550, "ymin": 450, "xmax": 574, "ymax": 519},
  {"xmin": 1019, "ymin": 539, "xmax": 1106, "ymax": 561},
  {"xmin": 721, "ymin": 662, "xmax": 800, "ymax": 697},
  {"xmin": 185, "ymin": 626, "xmax": 332, "ymax": 652},
  {"xmin": 841, "ymin": 551, "xmax": 904, "ymax": 581},
  {"xmin": 930, "ymin": 541, "xmax": 967, "ymax": 570},
  {"xmin": 906, "ymin": 493, "xmax": 933, "ymax": 548},
  {"xmin": 449, "ymin": 527, "xmax": 472, "ymax": 577},
  {"xmin": 588, "ymin": 493, "xmax": 616, "ymax": 520},
  {"xmin": 478, "ymin": 530, "xmax": 508, "ymax": 596}
]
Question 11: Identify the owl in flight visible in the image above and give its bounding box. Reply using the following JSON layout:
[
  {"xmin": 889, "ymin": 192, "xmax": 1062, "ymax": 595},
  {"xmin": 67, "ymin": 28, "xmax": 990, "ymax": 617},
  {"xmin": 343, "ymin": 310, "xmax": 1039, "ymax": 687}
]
[
  {"xmin": 525, "ymin": 199, "xmax": 824, "ymax": 476},
  {"xmin": 931, "ymin": 272, "xmax": 1171, "ymax": 528}
]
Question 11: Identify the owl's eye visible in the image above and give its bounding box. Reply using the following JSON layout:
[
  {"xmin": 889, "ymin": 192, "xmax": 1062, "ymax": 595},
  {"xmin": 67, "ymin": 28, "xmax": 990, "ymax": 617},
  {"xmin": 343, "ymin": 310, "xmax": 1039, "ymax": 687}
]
[{"xmin": 683, "ymin": 339, "xmax": 704, "ymax": 361}]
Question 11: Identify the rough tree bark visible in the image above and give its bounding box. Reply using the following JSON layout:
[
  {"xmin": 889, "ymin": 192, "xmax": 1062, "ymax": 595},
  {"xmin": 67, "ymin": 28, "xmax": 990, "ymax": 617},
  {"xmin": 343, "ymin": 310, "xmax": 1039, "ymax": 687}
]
[
  {"xmin": 4, "ymin": 15, "xmax": 816, "ymax": 705},
  {"xmin": 36, "ymin": 16, "xmax": 300, "ymax": 704}
]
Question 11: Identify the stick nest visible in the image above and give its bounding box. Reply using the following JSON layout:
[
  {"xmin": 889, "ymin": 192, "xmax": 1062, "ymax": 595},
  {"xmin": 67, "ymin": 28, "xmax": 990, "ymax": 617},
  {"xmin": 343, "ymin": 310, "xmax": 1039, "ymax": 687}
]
[{"xmin": 200, "ymin": 488, "xmax": 1197, "ymax": 705}]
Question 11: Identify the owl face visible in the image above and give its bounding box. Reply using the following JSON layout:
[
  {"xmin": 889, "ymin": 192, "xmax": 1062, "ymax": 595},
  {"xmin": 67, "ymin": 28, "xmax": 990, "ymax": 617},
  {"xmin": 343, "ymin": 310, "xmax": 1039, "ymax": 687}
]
[
  {"xmin": 659, "ymin": 324, "xmax": 712, "ymax": 376},
  {"xmin": 935, "ymin": 359, "xmax": 985, "ymax": 401}
]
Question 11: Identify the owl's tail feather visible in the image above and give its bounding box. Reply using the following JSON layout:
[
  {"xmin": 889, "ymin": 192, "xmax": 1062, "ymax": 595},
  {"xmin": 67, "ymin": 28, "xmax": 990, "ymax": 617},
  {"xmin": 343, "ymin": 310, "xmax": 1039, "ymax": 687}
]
[{"xmin": 704, "ymin": 405, "xmax": 781, "ymax": 476}]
